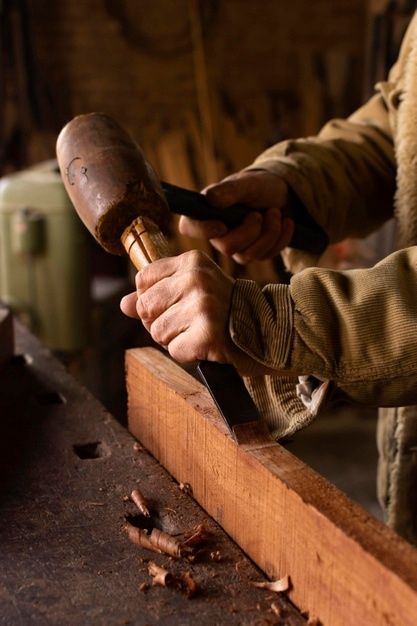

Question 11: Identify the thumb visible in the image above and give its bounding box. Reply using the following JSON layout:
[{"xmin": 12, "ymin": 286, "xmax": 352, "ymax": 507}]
[
  {"xmin": 203, "ymin": 175, "xmax": 247, "ymax": 208},
  {"xmin": 120, "ymin": 291, "xmax": 139, "ymax": 319},
  {"xmin": 204, "ymin": 170, "xmax": 288, "ymax": 210}
]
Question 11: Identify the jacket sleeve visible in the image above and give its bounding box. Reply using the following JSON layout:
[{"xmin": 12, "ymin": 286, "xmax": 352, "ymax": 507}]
[
  {"xmin": 248, "ymin": 13, "xmax": 417, "ymax": 258},
  {"xmin": 230, "ymin": 246, "xmax": 417, "ymax": 439},
  {"xmin": 249, "ymin": 93, "xmax": 396, "ymax": 248},
  {"xmin": 234, "ymin": 14, "xmax": 417, "ymax": 439}
]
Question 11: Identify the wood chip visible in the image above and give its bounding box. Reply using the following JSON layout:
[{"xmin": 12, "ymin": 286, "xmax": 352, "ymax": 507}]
[
  {"xmin": 124, "ymin": 522, "xmax": 190, "ymax": 558},
  {"xmin": 179, "ymin": 570, "xmax": 199, "ymax": 598},
  {"xmin": 270, "ymin": 602, "xmax": 281, "ymax": 617},
  {"xmin": 148, "ymin": 561, "xmax": 172, "ymax": 587},
  {"xmin": 130, "ymin": 488, "xmax": 150, "ymax": 517},
  {"xmin": 182, "ymin": 523, "xmax": 207, "ymax": 548},
  {"xmin": 250, "ymin": 574, "xmax": 290, "ymax": 593}
]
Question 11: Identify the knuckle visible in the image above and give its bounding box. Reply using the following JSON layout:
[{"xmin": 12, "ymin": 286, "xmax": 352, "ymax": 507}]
[
  {"xmin": 150, "ymin": 316, "xmax": 171, "ymax": 345},
  {"xmin": 185, "ymin": 267, "xmax": 212, "ymax": 294},
  {"xmin": 149, "ymin": 318, "xmax": 163, "ymax": 344},
  {"xmin": 168, "ymin": 341, "xmax": 189, "ymax": 363},
  {"xmin": 186, "ymin": 249, "xmax": 207, "ymax": 266},
  {"xmin": 135, "ymin": 269, "xmax": 148, "ymax": 291},
  {"xmin": 136, "ymin": 292, "xmax": 154, "ymax": 321}
]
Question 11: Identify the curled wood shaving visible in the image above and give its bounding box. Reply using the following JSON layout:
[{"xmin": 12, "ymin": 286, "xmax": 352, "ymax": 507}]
[
  {"xmin": 234, "ymin": 559, "xmax": 251, "ymax": 580},
  {"xmin": 270, "ymin": 602, "xmax": 281, "ymax": 617},
  {"xmin": 182, "ymin": 523, "xmax": 207, "ymax": 548},
  {"xmin": 148, "ymin": 561, "xmax": 172, "ymax": 587},
  {"xmin": 124, "ymin": 522, "xmax": 189, "ymax": 558},
  {"xmin": 179, "ymin": 571, "xmax": 199, "ymax": 598},
  {"xmin": 130, "ymin": 488, "xmax": 150, "ymax": 517},
  {"xmin": 250, "ymin": 574, "xmax": 290, "ymax": 593}
]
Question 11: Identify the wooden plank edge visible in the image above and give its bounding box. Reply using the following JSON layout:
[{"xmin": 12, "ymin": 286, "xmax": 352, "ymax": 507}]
[
  {"xmin": 126, "ymin": 347, "xmax": 417, "ymax": 626},
  {"xmin": 0, "ymin": 308, "xmax": 14, "ymax": 368}
]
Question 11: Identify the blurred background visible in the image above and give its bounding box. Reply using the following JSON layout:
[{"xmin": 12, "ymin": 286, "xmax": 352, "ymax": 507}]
[{"xmin": 0, "ymin": 0, "xmax": 415, "ymax": 432}]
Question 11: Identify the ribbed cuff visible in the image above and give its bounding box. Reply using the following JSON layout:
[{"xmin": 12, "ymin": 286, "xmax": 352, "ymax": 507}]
[{"xmin": 229, "ymin": 279, "xmax": 294, "ymax": 371}]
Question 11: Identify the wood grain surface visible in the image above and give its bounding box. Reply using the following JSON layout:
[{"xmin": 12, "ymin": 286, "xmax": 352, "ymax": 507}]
[
  {"xmin": 0, "ymin": 323, "xmax": 304, "ymax": 626},
  {"xmin": 127, "ymin": 346, "xmax": 417, "ymax": 626}
]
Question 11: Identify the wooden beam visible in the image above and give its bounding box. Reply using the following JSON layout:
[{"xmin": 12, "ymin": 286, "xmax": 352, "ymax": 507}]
[
  {"xmin": 0, "ymin": 308, "xmax": 14, "ymax": 369},
  {"xmin": 126, "ymin": 347, "xmax": 417, "ymax": 626}
]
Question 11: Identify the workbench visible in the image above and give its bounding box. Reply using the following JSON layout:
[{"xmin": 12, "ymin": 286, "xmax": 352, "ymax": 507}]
[{"xmin": 0, "ymin": 319, "xmax": 305, "ymax": 625}]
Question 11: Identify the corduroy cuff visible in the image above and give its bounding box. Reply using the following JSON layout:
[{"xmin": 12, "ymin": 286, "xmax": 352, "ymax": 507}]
[{"xmin": 229, "ymin": 278, "xmax": 293, "ymax": 371}]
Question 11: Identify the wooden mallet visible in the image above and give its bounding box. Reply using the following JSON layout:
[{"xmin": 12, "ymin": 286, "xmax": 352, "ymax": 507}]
[
  {"xmin": 56, "ymin": 112, "xmax": 174, "ymax": 270},
  {"xmin": 55, "ymin": 112, "xmax": 288, "ymax": 443},
  {"xmin": 56, "ymin": 112, "xmax": 326, "ymax": 269}
]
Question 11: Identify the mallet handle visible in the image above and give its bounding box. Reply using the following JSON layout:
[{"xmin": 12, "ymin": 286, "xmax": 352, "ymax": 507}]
[
  {"xmin": 121, "ymin": 216, "xmax": 171, "ymax": 271},
  {"xmin": 161, "ymin": 181, "xmax": 328, "ymax": 254}
]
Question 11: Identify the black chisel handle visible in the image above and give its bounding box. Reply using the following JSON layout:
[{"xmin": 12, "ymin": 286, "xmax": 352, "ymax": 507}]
[{"xmin": 161, "ymin": 180, "xmax": 328, "ymax": 254}]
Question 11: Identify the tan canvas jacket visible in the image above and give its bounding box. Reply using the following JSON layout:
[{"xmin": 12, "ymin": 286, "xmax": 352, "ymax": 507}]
[{"xmin": 229, "ymin": 12, "xmax": 417, "ymax": 445}]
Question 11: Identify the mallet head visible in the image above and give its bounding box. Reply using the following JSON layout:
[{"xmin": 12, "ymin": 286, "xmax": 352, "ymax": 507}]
[{"xmin": 56, "ymin": 112, "xmax": 170, "ymax": 255}]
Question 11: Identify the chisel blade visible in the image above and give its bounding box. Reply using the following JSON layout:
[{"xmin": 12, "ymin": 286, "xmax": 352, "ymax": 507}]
[{"xmin": 196, "ymin": 360, "xmax": 272, "ymax": 445}]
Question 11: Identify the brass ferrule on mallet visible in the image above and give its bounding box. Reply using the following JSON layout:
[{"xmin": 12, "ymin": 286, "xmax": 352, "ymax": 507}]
[{"xmin": 121, "ymin": 216, "xmax": 171, "ymax": 270}]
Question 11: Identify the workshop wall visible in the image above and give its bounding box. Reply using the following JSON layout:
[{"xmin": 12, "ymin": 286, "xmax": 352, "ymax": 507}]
[
  {"xmin": 4, "ymin": 0, "xmax": 367, "ymax": 185},
  {"xmin": 0, "ymin": 0, "xmax": 395, "ymax": 418},
  {"xmin": 2, "ymin": 0, "xmax": 368, "ymax": 285}
]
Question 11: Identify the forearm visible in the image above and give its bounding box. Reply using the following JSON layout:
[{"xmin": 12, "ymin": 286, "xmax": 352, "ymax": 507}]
[{"xmin": 231, "ymin": 246, "xmax": 417, "ymax": 407}]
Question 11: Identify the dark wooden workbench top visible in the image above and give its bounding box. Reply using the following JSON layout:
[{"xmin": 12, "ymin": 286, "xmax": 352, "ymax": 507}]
[{"xmin": 0, "ymin": 323, "xmax": 305, "ymax": 626}]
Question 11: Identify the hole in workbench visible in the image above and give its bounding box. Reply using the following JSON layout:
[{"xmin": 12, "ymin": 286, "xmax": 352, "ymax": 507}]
[
  {"xmin": 125, "ymin": 512, "xmax": 161, "ymax": 532},
  {"xmin": 35, "ymin": 391, "xmax": 66, "ymax": 405},
  {"xmin": 73, "ymin": 441, "xmax": 109, "ymax": 460},
  {"xmin": 10, "ymin": 353, "xmax": 33, "ymax": 366}
]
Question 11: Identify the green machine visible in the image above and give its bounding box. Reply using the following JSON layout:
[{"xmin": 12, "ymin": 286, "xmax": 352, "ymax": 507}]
[{"xmin": 0, "ymin": 160, "xmax": 89, "ymax": 352}]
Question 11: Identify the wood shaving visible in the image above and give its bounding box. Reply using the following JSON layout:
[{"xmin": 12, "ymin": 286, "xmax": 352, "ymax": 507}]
[
  {"xmin": 250, "ymin": 574, "xmax": 290, "ymax": 593},
  {"xmin": 209, "ymin": 550, "xmax": 222, "ymax": 562},
  {"xmin": 148, "ymin": 561, "xmax": 172, "ymax": 587},
  {"xmin": 234, "ymin": 559, "xmax": 249, "ymax": 579},
  {"xmin": 130, "ymin": 488, "xmax": 150, "ymax": 517},
  {"xmin": 179, "ymin": 570, "xmax": 199, "ymax": 598},
  {"xmin": 124, "ymin": 522, "xmax": 190, "ymax": 558},
  {"xmin": 182, "ymin": 523, "xmax": 207, "ymax": 548},
  {"xmin": 179, "ymin": 482, "xmax": 192, "ymax": 494},
  {"xmin": 133, "ymin": 441, "xmax": 143, "ymax": 452},
  {"xmin": 270, "ymin": 602, "xmax": 281, "ymax": 617}
]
